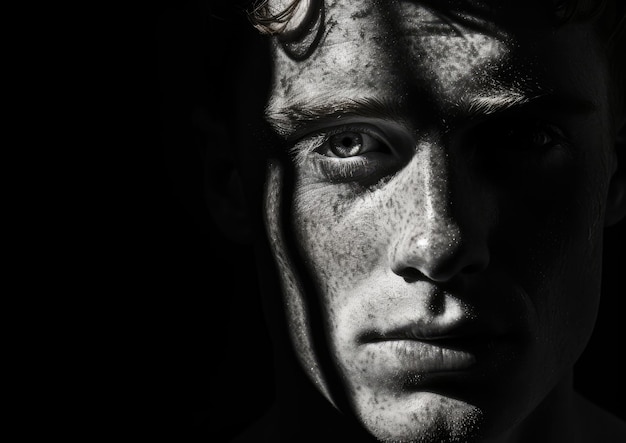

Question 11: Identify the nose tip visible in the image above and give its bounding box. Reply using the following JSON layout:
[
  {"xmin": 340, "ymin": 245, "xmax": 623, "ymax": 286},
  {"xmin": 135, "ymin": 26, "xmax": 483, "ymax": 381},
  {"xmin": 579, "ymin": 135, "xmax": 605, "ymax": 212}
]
[
  {"xmin": 387, "ymin": 141, "xmax": 490, "ymax": 283},
  {"xmin": 390, "ymin": 227, "xmax": 490, "ymax": 283}
]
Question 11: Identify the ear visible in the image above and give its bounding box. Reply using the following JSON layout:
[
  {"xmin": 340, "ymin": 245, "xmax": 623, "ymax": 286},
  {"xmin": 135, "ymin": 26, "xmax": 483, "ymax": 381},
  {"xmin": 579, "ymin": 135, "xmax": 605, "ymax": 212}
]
[
  {"xmin": 194, "ymin": 106, "xmax": 253, "ymax": 244},
  {"xmin": 605, "ymin": 117, "xmax": 626, "ymax": 227}
]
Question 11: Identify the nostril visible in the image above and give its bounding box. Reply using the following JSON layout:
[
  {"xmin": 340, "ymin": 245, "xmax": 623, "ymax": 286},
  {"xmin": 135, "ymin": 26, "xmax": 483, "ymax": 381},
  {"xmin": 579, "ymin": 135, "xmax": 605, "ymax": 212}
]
[
  {"xmin": 393, "ymin": 266, "xmax": 424, "ymax": 283},
  {"xmin": 391, "ymin": 241, "xmax": 490, "ymax": 284}
]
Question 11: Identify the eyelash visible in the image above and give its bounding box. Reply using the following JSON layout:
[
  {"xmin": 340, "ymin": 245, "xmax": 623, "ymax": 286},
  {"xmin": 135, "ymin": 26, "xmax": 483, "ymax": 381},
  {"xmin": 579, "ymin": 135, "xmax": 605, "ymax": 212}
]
[
  {"xmin": 473, "ymin": 119, "xmax": 574, "ymax": 178},
  {"xmin": 507, "ymin": 122, "xmax": 567, "ymax": 150},
  {"xmin": 288, "ymin": 119, "xmax": 571, "ymax": 183},
  {"xmin": 290, "ymin": 126, "xmax": 393, "ymax": 181}
]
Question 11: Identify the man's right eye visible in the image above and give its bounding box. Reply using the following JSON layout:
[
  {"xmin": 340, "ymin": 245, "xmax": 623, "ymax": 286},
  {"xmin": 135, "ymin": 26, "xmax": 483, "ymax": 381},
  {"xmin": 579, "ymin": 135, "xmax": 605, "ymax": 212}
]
[
  {"xmin": 290, "ymin": 125, "xmax": 403, "ymax": 184},
  {"xmin": 321, "ymin": 131, "xmax": 391, "ymax": 158}
]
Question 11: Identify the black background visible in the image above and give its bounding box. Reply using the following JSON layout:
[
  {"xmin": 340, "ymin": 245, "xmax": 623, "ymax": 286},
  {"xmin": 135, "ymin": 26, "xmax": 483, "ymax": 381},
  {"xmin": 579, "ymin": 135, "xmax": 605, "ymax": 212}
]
[{"xmin": 152, "ymin": 1, "xmax": 625, "ymax": 441}]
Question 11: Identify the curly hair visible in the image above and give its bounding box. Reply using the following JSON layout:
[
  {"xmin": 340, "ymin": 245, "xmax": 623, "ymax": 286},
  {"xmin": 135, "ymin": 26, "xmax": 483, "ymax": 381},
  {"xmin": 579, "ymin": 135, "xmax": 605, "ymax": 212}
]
[
  {"xmin": 248, "ymin": 0, "xmax": 303, "ymax": 35},
  {"xmin": 248, "ymin": 0, "xmax": 625, "ymax": 115},
  {"xmin": 248, "ymin": 0, "xmax": 623, "ymax": 41}
]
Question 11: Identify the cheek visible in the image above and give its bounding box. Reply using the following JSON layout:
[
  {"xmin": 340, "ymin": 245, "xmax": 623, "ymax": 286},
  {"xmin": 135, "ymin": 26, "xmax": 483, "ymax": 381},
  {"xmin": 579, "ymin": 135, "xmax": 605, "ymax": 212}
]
[
  {"xmin": 292, "ymin": 183, "xmax": 387, "ymax": 296},
  {"xmin": 528, "ymin": 222, "xmax": 603, "ymax": 384},
  {"xmin": 496, "ymin": 151, "xmax": 610, "ymax": 371}
]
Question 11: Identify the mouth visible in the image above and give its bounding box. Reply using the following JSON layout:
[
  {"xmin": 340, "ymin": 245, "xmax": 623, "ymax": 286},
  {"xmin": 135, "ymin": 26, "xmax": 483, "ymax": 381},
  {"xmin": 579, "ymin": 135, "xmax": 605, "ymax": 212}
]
[
  {"xmin": 356, "ymin": 323, "xmax": 510, "ymax": 378},
  {"xmin": 361, "ymin": 337, "xmax": 479, "ymax": 375}
]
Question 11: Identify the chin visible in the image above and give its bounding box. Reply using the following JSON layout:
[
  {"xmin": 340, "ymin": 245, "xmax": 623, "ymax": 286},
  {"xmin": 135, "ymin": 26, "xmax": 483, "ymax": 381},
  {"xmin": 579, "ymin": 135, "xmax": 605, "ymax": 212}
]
[{"xmin": 352, "ymin": 391, "xmax": 488, "ymax": 443}]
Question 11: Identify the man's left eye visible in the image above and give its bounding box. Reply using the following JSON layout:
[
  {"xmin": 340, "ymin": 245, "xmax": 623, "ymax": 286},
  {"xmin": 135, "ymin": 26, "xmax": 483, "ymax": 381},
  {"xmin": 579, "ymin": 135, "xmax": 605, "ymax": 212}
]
[
  {"xmin": 506, "ymin": 123, "xmax": 564, "ymax": 151},
  {"xmin": 530, "ymin": 129, "xmax": 553, "ymax": 148},
  {"xmin": 320, "ymin": 131, "xmax": 388, "ymax": 158}
]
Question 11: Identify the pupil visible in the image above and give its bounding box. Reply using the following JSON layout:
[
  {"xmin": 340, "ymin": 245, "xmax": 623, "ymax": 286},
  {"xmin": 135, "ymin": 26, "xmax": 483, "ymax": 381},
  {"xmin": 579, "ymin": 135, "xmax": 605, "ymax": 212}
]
[
  {"xmin": 330, "ymin": 132, "xmax": 363, "ymax": 157},
  {"xmin": 533, "ymin": 131, "xmax": 549, "ymax": 146}
]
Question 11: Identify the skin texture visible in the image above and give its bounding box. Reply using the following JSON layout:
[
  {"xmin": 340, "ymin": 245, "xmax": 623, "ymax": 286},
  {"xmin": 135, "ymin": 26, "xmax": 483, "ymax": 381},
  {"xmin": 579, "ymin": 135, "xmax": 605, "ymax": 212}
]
[{"xmin": 260, "ymin": 0, "xmax": 624, "ymax": 441}]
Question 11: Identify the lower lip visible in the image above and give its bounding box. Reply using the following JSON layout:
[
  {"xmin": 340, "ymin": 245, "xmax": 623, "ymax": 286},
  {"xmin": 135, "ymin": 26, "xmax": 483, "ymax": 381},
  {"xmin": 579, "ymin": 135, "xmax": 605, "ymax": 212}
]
[{"xmin": 362, "ymin": 340, "xmax": 477, "ymax": 374}]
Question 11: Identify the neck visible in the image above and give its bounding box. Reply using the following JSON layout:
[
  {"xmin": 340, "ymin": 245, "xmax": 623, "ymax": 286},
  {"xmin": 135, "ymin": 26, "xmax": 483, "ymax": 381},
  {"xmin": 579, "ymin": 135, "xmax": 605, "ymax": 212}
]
[{"xmin": 486, "ymin": 371, "xmax": 579, "ymax": 443}]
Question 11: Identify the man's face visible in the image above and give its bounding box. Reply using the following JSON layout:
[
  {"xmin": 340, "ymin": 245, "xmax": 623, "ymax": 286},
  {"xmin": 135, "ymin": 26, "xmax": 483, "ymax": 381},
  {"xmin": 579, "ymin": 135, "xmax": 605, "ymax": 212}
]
[{"xmin": 262, "ymin": 1, "xmax": 618, "ymax": 441}]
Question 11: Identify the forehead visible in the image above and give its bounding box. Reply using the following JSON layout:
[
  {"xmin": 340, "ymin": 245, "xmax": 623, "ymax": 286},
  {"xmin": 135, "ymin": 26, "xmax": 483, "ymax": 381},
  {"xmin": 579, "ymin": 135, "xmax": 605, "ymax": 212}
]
[
  {"xmin": 264, "ymin": 0, "xmax": 604, "ymax": 125},
  {"xmin": 268, "ymin": 1, "xmax": 509, "ymax": 109}
]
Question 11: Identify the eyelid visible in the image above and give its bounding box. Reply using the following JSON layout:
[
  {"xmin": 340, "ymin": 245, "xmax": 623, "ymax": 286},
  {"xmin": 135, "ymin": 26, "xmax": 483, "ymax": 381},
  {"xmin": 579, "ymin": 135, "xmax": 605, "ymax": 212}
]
[
  {"xmin": 479, "ymin": 115, "xmax": 571, "ymax": 146},
  {"xmin": 289, "ymin": 123, "xmax": 408, "ymax": 181},
  {"xmin": 525, "ymin": 122, "xmax": 571, "ymax": 148},
  {"xmin": 541, "ymin": 123, "xmax": 568, "ymax": 141},
  {"xmin": 290, "ymin": 121, "xmax": 405, "ymax": 157},
  {"xmin": 321, "ymin": 125, "xmax": 392, "ymax": 153}
]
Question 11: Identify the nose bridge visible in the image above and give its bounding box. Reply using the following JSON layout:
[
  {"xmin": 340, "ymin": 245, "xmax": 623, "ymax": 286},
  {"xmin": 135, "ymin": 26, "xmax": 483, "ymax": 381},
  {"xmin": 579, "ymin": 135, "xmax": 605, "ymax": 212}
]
[
  {"xmin": 396, "ymin": 141, "xmax": 459, "ymax": 249},
  {"xmin": 389, "ymin": 141, "xmax": 484, "ymax": 282}
]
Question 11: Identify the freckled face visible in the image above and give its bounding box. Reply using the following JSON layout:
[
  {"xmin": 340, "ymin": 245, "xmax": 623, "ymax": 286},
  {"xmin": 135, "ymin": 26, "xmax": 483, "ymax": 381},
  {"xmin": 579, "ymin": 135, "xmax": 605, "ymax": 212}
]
[{"xmin": 263, "ymin": 1, "xmax": 615, "ymax": 441}]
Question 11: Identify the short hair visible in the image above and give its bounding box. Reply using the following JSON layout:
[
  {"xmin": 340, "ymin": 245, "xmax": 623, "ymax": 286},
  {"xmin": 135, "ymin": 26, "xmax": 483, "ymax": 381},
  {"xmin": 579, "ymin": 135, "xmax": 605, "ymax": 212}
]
[
  {"xmin": 248, "ymin": 0, "xmax": 625, "ymax": 118},
  {"xmin": 248, "ymin": 0, "xmax": 622, "ymax": 33},
  {"xmin": 248, "ymin": 0, "xmax": 303, "ymax": 35}
]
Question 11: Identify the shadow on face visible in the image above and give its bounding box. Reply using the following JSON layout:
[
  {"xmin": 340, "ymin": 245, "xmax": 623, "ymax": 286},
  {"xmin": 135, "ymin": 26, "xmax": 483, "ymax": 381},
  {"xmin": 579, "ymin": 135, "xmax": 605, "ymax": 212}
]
[{"xmin": 154, "ymin": 1, "xmax": 623, "ymax": 442}]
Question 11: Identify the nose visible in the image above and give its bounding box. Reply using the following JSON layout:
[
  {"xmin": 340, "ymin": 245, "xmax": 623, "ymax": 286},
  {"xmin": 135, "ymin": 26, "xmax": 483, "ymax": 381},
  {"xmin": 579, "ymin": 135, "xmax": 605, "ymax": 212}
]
[{"xmin": 389, "ymin": 143, "xmax": 490, "ymax": 283}]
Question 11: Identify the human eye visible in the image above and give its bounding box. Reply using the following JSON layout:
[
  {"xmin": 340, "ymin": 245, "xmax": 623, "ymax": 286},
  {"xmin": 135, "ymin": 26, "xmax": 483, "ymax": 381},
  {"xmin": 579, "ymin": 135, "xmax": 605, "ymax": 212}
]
[
  {"xmin": 319, "ymin": 129, "xmax": 389, "ymax": 158},
  {"xmin": 291, "ymin": 124, "xmax": 405, "ymax": 183},
  {"xmin": 504, "ymin": 121, "xmax": 568, "ymax": 152},
  {"xmin": 475, "ymin": 117, "xmax": 573, "ymax": 179}
]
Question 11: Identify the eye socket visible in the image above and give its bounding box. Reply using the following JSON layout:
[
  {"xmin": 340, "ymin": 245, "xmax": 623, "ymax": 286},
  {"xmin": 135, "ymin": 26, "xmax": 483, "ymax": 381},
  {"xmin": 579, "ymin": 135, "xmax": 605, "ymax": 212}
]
[
  {"xmin": 530, "ymin": 129, "xmax": 553, "ymax": 147},
  {"xmin": 322, "ymin": 131, "xmax": 386, "ymax": 158},
  {"xmin": 474, "ymin": 118, "xmax": 573, "ymax": 182},
  {"xmin": 290, "ymin": 124, "xmax": 405, "ymax": 185},
  {"xmin": 472, "ymin": 118, "xmax": 567, "ymax": 156},
  {"xmin": 504, "ymin": 124, "xmax": 562, "ymax": 151}
]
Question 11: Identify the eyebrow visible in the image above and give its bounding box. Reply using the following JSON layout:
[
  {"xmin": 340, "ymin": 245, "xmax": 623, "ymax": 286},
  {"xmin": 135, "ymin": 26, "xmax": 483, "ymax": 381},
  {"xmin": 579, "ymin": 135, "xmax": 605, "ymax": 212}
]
[
  {"xmin": 265, "ymin": 90, "xmax": 596, "ymax": 139},
  {"xmin": 264, "ymin": 96, "xmax": 412, "ymax": 139},
  {"xmin": 460, "ymin": 91, "xmax": 535, "ymax": 117},
  {"xmin": 456, "ymin": 90, "xmax": 597, "ymax": 122}
]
